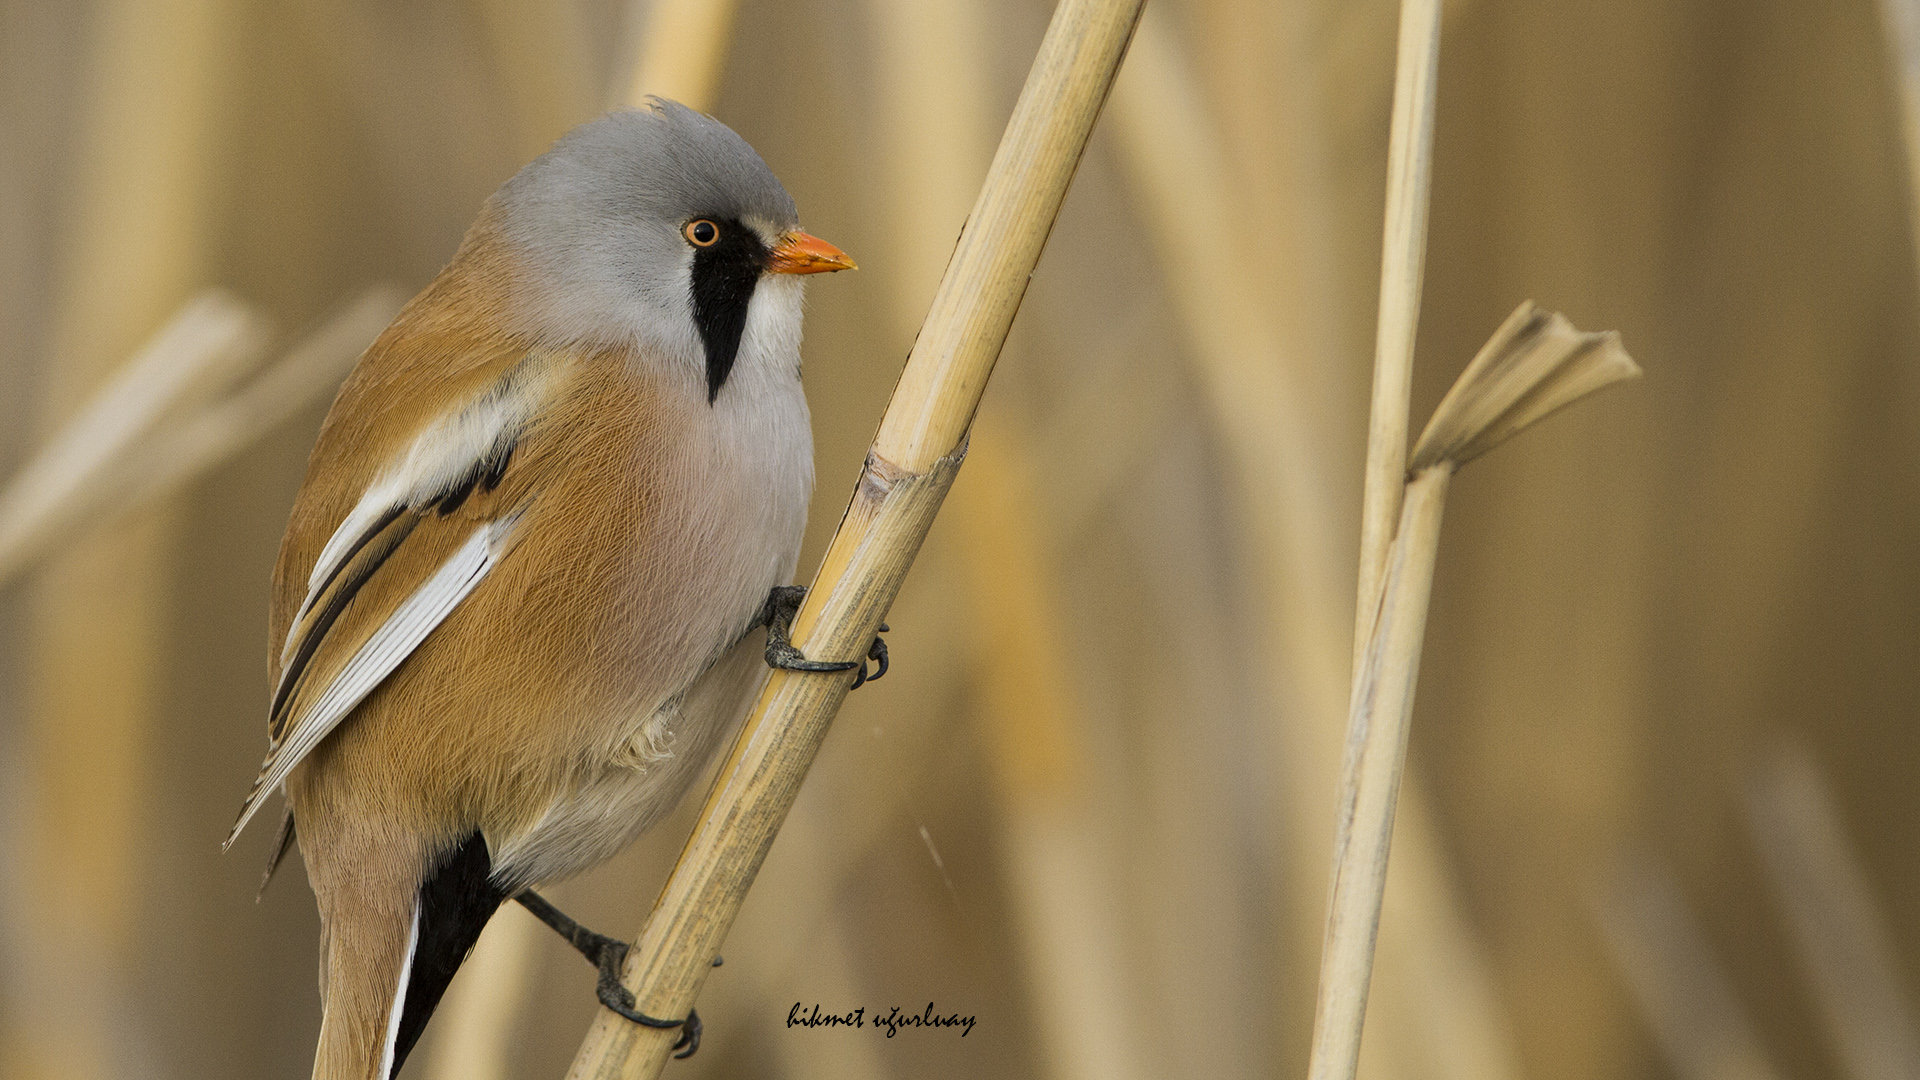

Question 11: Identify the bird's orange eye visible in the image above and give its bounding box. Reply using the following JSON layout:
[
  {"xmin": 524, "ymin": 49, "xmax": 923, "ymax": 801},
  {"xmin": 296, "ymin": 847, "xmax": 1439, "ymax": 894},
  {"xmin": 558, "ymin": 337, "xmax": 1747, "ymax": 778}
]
[{"xmin": 684, "ymin": 219, "xmax": 719, "ymax": 247}]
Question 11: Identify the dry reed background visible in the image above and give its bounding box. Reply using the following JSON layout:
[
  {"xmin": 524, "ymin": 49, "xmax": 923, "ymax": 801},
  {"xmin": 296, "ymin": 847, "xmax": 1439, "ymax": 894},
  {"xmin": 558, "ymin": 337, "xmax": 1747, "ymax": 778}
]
[{"xmin": 2, "ymin": 0, "xmax": 1919, "ymax": 1078}]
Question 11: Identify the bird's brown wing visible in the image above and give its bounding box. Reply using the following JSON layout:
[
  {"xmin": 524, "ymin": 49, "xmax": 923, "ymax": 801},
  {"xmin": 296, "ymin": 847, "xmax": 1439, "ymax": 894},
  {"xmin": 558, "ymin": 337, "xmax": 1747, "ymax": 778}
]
[{"xmin": 226, "ymin": 349, "xmax": 566, "ymax": 847}]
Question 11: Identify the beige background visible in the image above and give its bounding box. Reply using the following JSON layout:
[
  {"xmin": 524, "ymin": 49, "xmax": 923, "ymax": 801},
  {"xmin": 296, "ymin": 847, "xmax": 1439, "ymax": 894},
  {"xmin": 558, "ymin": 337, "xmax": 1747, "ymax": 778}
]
[{"xmin": 2, "ymin": 0, "xmax": 1917, "ymax": 1078}]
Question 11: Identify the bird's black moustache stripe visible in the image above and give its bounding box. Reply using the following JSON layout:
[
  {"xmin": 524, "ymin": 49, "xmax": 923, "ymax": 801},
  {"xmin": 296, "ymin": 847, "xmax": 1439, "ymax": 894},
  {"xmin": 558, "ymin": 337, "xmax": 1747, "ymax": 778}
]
[
  {"xmin": 688, "ymin": 217, "xmax": 769, "ymax": 403},
  {"xmin": 390, "ymin": 832, "xmax": 507, "ymax": 1078}
]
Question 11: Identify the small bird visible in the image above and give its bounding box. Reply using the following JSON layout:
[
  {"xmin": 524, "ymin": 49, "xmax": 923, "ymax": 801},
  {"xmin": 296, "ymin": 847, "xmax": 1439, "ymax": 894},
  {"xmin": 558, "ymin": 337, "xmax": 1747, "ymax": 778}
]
[{"xmin": 226, "ymin": 99, "xmax": 863, "ymax": 1080}]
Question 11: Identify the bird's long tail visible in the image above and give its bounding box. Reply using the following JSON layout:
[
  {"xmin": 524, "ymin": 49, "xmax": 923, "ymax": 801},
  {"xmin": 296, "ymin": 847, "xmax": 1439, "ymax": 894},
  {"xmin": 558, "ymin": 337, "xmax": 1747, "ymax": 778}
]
[{"xmin": 313, "ymin": 833, "xmax": 505, "ymax": 1080}]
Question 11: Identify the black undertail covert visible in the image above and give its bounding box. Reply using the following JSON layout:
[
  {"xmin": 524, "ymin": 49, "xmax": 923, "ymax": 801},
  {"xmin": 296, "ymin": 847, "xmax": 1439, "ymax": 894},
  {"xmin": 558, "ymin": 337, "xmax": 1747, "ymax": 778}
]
[{"xmin": 390, "ymin": 832, "xmax": 508, "ymax": 1078}]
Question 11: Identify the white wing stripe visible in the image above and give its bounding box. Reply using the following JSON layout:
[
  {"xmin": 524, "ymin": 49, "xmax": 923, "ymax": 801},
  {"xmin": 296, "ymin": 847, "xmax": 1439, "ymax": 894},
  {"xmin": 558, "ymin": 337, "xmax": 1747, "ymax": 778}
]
[
  {"xmin": 309, "ymin": 476, "xmax": 406, "ymax": 595},
  {"xmin": 287, "ymin": 353, "xmax": 554, "ymax": 658},
  {"xmin": 230, "ymin": 511, "xmax": 523, "ymax": 844}
]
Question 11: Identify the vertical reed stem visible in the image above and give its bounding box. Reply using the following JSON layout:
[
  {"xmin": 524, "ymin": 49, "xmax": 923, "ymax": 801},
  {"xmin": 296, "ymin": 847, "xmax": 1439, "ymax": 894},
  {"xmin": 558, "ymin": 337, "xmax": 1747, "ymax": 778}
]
[
  {"xmin": 1354, "ymin": 0, "xmax": 1443, "ymax": 665},
  {"xmin": 1313, "ymin": 4, "xmax": 1444, "ymax": 1075}
]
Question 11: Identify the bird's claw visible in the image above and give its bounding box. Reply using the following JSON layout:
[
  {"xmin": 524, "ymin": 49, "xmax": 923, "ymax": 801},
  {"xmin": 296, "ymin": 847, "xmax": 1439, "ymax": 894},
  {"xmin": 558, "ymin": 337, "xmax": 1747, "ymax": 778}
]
[
  {"xmin": 851, "ymin": 625, "xmax": 889, "ymax": 689},
  {"xmin": 591, "ymin": 939, "xmax": 702, "ymax": 1057},
  {"xmin": 761, "ymin": 586, "xmax": 890, "ymax": 689},
  {"xmin": 674, "ymin": 1011, "xmax": 703, "ymax": 1058}
]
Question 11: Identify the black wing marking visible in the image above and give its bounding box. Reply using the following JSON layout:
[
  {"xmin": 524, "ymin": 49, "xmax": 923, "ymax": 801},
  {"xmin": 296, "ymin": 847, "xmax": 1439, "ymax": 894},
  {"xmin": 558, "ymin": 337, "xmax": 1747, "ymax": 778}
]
[
  {"xmin": 269, "ymin": 434, "xmax": 518, "ymax": 741},
  {"xmin": 270, "ymin": 511, "xmax": 421, "ymax": 742}
]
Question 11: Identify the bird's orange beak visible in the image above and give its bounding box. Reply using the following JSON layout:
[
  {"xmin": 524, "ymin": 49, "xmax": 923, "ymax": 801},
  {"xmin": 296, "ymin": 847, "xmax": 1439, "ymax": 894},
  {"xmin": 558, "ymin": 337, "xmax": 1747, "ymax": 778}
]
[{"xmin": 767, "ymin": 230, "xmax": 856, "ymax": 274}]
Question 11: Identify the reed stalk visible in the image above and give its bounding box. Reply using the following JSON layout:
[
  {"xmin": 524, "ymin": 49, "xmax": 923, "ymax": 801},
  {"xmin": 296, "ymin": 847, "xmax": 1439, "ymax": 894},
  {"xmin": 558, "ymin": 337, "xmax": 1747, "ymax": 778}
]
[
  {"xmin": 1336, "ymin": 7, "xmax": 1450, "ymax": 1054},
  {"xmin": 563, "ymin": 1, "xmax": 1146, "ymax": 1075},
  {"xmin": 1333, "ymin": 13, "xmax": 1446, "ymax": 1054},
  {"xmin": 1307, "ymin": 303, "xmax": 1640, "ymax": 1080},
  {"xmin": 1353, "ymin": 0, "xmax": 1443, "ymax": 668}
]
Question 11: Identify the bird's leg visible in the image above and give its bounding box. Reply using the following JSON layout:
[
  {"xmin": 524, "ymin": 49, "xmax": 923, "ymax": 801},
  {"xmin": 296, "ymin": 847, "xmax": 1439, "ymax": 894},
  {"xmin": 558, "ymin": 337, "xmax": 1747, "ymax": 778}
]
[
  {"xmin": 757, "ymin": 585, "xmax": 890, "ymax": 687},
  {"xmin": 514, "ymin": 891, "xmax": 703, "ymax": 1058}
]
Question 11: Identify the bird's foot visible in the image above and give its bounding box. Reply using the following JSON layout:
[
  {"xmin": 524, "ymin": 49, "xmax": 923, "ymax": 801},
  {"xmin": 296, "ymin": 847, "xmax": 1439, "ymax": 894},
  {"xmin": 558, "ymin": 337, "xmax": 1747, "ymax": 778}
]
[
  {"xmin": 759, "ymin": 585, "xmax": 890, "ymax": 688},
  {"xmin": 515, "ymin": 891, "xmax": 702, "ymax": 1058},
  {"xmin": 591, "ymin": 946, "xmax": 702, "ymax": 1059},
  {"xmin": 760, "ymin": 586, "xmax": 853, "ymax": 673}
]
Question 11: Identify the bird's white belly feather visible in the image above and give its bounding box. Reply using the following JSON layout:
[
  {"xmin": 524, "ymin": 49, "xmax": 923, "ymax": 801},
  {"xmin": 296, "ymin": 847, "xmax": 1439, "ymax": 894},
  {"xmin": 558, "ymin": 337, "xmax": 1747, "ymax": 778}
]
[{"xmin": 491, "ymin": 276, "xmax": 814, "ymax": 887}]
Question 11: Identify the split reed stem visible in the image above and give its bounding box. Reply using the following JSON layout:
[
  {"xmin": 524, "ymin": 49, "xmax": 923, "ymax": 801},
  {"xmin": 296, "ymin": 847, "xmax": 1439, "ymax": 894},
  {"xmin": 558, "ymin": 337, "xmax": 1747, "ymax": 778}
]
[
  {"xmin": 1308, "ymin": 304, "xmax": 1640, "ymax": 1080},
  {"xmin": 562, "ymin": 1, "xmax": 1145, "ymax": 1075}
]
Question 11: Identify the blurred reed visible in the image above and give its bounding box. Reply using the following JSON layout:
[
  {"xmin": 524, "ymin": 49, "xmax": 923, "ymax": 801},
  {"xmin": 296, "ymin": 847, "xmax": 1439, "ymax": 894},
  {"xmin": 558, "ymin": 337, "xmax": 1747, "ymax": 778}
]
[
  {"xmin": 0, "ymin": 287, "xmax": 401, "ymax": 590},
  {"xmin": 763, "ymin": 916, "xmax": 890, "ymax": 1080},
  {"xmin": 1878, "ymin": 0, "xmax": 1920, "ymax": 270},
  {"xmin": 425, "ymin": 903, "xmax": 545, "ymax": 1080},
  {"xmin": 0, "ymin": 292, "xmax": 269, "ymax": 586},
  {"xmin": 5, "ymin": 2, "xmax": 1910, "ymax": 1078},
  {"xmin": 948, "ymin": 429, "xmax": 1147, "ymax": 1080},
  {"xmin": 1106, "ymin": 4, "xmax": 1343, "ymax": 686},
  {"xmin": 1743, "ymin": 740, "xmax": 1920, "ymax": 1080},
  {"xmin": 869, "ymin": 2, "xmax": 1150, "ymax": 1078},
  {"xmin": 1108, "ymin": 11, "xmax": 1525, "ymax": 1078},
  {"xmin": 623, "ymin": 0, "xmax": 742, "ymax": 114},
  {"xmin": 7, "ymin": 0, "xmax": 239, "ymax": 1072},
  {"xmin": 472, "ymin": 0, "xmax": 596, "ymax": 160},
  {"xmin": 1592, "ymin": 858, "xmax": 1787, "ymax": 1080}
]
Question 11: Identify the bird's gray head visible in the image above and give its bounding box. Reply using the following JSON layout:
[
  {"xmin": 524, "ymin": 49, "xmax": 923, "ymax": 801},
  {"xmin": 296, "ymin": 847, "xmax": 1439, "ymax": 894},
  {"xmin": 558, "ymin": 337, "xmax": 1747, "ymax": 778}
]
[{"xmin": 484, "ymin": 99, "xmax": 852, "ymax": 401}]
